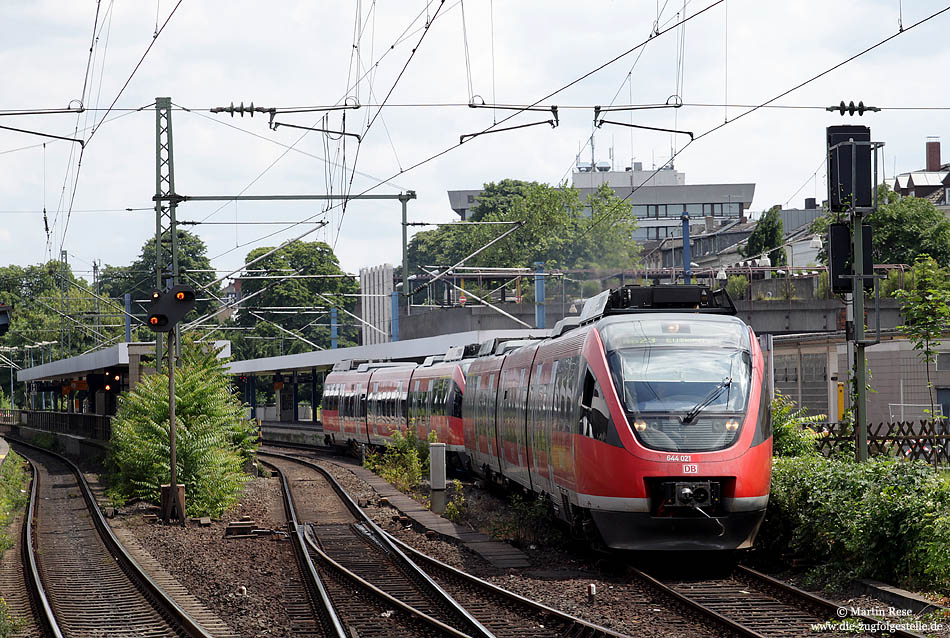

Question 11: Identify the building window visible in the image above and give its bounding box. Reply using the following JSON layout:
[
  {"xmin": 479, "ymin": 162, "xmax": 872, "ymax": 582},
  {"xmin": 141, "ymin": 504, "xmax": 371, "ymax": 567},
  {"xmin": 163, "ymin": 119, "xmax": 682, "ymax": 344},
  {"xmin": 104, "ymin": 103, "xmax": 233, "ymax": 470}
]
[
  {"xmin": 725, "ymin": 203, "xmax": 741, "ymax": 216},
  {"xmin": 685, "ymin": 204, "xmax": 703, "ymax": 216},
  {"xmin": 467, "ymin": 195, "xmax": 475, "ymax": 203},
  {"xmin": 937, "ymin": 352, "xmax": 950, "ymax": 371},
  {"xmin": 632, "ymin": 205, "xmax": 648, "ymax": 217}
]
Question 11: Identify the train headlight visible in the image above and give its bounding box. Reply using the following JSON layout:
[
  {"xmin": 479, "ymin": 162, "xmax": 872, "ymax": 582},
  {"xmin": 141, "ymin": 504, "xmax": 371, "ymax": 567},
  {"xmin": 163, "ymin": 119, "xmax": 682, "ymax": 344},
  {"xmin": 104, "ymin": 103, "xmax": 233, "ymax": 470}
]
[
  {"xmin": 725, "ymin": 419, "xmax": 739, "ymax": 431},
  {"xmin": 633, "ymin": 419, "xmax": 647, "ymax": 432}
]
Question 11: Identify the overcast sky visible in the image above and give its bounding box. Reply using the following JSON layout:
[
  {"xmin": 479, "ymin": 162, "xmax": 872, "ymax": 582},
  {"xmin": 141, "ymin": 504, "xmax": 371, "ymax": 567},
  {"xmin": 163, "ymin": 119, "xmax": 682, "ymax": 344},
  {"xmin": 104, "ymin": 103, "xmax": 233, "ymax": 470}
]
[{"xmin": 1, "ymin": 1, "xmax": 948, "ymax": 283}]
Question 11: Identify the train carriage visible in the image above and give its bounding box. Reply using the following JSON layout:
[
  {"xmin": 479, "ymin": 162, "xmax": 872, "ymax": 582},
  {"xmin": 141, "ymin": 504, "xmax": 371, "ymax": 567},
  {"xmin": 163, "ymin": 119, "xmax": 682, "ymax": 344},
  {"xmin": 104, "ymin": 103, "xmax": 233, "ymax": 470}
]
[{"xmin": 323, "ymin": 284, "xmax": 770, "ymax": 551}]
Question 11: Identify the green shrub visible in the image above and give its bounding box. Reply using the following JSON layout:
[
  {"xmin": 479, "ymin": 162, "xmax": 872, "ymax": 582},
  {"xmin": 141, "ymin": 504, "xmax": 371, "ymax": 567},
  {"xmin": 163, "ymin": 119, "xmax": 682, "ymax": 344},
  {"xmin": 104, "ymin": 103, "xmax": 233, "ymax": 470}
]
[
  {"xmin": 0, "ymin": 451, "xmax": 29, "ymax": 553},
  {"xmin": 363, "ymin": 427, "xmax": 435, "ymax": 493},
  {"xmin": 108, "ymin": 341, "xmax": 257, "ymax": 518},
  {"xmin": 725, "ymin": 275, "xmax": 749, "ymax": 300},
  {"xmin": 760, "ymin": 456, "xmax": 950, "ymax": 592},
  {"xmin": 771, "ymin": 391, "xmax": 825, "ymax": 457},
  {"xmin": 443, "ymin": 479, "xmax": 466, "ymax": 523}
]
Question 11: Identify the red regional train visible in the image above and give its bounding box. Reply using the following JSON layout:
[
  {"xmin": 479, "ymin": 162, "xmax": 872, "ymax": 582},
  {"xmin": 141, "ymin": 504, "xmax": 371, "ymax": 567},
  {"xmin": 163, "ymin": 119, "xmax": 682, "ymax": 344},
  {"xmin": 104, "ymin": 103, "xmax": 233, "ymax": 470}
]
[{"xmin": 322, "ymin": 285, "xmax": 771, "ymax": 551}]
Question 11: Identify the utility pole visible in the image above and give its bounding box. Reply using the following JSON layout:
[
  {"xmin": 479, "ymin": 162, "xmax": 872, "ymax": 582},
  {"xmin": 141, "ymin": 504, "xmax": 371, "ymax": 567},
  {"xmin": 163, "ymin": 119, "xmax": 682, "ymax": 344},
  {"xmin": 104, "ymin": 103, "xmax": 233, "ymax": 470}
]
[{"xmin": 154, "ymin": 97, "xmax": 178, "ymax": 364}]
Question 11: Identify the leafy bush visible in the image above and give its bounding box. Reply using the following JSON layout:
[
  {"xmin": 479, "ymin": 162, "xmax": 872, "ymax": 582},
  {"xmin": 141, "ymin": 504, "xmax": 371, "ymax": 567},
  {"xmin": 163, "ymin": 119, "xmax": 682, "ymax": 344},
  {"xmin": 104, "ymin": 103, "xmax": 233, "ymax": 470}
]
[
  {"xmin": 363, "ymin": 427, "xmax": 435, "ymax": 493},
  {"xmin": 108, "ymin": 341, "xmax": 257, "ymax": 518},
  {"xmin": 760, "ymin": 456, "xmax": 950, "ymax": 592},
  {"xmin": 443, "ymin": 479, "xmax": 466, "ymax": 523},
  {"xmin": 725, "ymin": 275, "xmax": 749, "ymax": 300},
  {"xmin": 771, "ymin": 391, "xmax": 825, "ymax": 457}
]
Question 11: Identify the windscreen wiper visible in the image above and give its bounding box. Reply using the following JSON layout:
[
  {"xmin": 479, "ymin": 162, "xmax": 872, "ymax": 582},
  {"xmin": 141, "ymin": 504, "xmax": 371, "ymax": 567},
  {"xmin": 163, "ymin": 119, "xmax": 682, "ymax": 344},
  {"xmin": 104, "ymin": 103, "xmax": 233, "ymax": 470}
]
[{"xmin": 682, "ymin": 377, "xmax": 732, "ymax": 424}]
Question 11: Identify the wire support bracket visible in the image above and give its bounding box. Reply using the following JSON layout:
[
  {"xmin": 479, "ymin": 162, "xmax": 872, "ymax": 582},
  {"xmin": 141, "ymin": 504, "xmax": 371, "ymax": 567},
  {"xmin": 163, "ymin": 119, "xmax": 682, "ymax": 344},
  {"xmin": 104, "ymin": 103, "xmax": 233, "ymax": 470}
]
[
  {"xmin": 460, "ymin": 119, "xmax": 556, "ymax": 144},
  {"xmin": 595, "ymin": 118, "xmax": 694, "ymax": 140}
]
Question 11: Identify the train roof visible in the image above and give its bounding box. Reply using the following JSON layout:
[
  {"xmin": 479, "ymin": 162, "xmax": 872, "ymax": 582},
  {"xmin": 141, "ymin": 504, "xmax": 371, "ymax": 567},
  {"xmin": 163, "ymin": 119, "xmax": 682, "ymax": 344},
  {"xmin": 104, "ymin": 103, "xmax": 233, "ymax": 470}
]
[{"xmin": 579, "ymin": 284, "xmax": 736, "ymax": 325}]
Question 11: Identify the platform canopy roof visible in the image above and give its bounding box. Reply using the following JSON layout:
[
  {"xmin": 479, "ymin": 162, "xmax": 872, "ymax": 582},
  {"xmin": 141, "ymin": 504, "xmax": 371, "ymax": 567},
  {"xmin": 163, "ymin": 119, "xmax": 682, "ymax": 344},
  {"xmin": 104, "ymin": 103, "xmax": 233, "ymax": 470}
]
[
  {"xmin": 17, "ymin": 341, "xmax": 231, "ymax": 383},
  {"xmin": 227, "ymin": 329, "xmax": 550, "ymax": 376}
]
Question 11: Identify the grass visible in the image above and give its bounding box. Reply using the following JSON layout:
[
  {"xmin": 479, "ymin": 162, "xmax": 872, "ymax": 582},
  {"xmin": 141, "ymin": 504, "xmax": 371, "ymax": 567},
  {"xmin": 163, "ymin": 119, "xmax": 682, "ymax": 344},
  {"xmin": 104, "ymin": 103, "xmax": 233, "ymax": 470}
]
[
  {"xmin": 0, "ymin": 451, "xmax": 30, "ymax": 553},
  {"xmin": 0, "ymin": 451, "xmax": 30, "ymax": 638}
]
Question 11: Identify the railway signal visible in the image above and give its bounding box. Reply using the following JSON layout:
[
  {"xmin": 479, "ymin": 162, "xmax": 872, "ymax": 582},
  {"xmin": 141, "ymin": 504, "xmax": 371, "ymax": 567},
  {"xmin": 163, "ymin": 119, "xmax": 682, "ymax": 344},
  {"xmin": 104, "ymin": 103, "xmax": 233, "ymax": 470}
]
[
  {"xmin": 0, "ymin": 304, "xmax": 11, "ymax": 336},
  {"xmin": 145, "ymin": 284, "xmax": 196, "ymax": 524},
  {"xmin": 146, "ymin": 286, "xmax": 196, "ymax": 333}
]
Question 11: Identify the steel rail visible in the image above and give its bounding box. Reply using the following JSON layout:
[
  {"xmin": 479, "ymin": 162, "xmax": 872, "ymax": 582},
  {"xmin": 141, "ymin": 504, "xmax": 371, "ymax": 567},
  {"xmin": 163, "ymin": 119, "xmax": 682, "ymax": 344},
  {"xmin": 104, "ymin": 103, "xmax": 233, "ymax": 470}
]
[
  {"xmin": 736, "ymin": 566, "xmax": 927, "ymax": 638},
  {"xmin": 258, "ymin": 457, "xmax": 348, "ymax": 638},
  {"xmin": 629, "ymin": 566, "xmax": 767, "ymax": 638},
  {"xmin": 12, "ymin": 438, "xmax": 215, "ymax": 638},
  {"xmin": 386, "ymin": 531, "xmax": 633, "ymax": 638},
  {"xmin": 22, "ymin": 457, "xmax": 63, "ymax": 638},
  {"xmin": 261, "ymin": 455, "xmax": 473, "ymax": 638},
  {"xmin": 301, "ymin": 529, "xmax": 472, "ymax": 638},
  {"xmin": 259, "ymin": 449, "xmax": 496, "ymax": 638}
]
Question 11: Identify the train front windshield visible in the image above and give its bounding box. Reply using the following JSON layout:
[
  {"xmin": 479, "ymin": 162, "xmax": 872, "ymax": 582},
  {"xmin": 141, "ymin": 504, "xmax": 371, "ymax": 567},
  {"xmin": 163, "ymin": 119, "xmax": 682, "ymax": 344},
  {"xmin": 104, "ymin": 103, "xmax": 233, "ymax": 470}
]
[{"xmin": 600, "ymin": 316, "xmax": 753, "ymax": 452}]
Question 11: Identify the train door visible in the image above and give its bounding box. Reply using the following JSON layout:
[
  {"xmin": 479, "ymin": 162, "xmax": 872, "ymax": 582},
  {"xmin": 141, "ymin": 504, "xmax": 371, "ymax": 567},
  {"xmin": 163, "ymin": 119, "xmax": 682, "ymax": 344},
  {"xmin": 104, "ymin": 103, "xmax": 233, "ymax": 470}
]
[{"xmin": 527, "ymin": 362, "xmax": 554, "ymax": 496}]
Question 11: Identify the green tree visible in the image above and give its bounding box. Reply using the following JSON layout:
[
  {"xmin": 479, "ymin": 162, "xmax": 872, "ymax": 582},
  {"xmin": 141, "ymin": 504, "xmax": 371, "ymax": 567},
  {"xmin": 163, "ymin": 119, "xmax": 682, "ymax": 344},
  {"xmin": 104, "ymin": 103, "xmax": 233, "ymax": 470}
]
[
  {"xmin": 0, "ymin": 261, "xmax": 124, "ymax": 373},
  {"xmin": 222, "ymin": 241, "xmax": 358, "ymax": 360},
  {"xmin": 108, "ymin": 338, "xmax": 257, "ymax": 517},
  {"xmin": 408, "ymin": 181, "xmax": 639, "ymax": 276},
  {"xmin": 896, "ymin": 255, "xmax": 950, "ymax": 451},
  {"xmin": 810, "ymin": 185, "xmax": 950, "ymax": 267},
  {"xmin": 100, "ymin": 230, "xmax": 217, "ymax": 316},
  {"xmin": 742, "ymin": 205, "xmax": 786, "ymax": 266},
  {"xmin": 467, "ymin": 179, "xmax": 535, "ymax": 222}
]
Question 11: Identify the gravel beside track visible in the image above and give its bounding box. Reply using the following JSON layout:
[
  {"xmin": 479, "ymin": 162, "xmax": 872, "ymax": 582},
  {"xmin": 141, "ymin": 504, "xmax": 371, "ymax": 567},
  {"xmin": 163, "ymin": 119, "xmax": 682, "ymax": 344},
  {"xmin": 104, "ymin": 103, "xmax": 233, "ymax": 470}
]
[{"xmin": 110, "ymin": 477, "xmax": 314, "ymax": 638}]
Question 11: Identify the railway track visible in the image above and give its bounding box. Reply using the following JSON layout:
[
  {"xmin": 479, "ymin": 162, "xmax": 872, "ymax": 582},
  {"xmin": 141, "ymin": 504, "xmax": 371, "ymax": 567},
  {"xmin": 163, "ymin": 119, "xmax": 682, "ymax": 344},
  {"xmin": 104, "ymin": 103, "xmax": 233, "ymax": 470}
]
[
  {"xmin": 12, "ymin": 440, "xmax": 215, "ymax": 638},
  {"xmin": 0, "ymin": 458, "xmax": 44, "ymax": 637},
  {"xmin": 262, "ymin": 451, "xmax": 477, "ymax": 637},
  {"xmin": 631, "ymin": 564, "xmax": 929, "ymax": 638},
  {"xmin": 261, "ymin": 448, "xmax": 634, "ymax": 638}
]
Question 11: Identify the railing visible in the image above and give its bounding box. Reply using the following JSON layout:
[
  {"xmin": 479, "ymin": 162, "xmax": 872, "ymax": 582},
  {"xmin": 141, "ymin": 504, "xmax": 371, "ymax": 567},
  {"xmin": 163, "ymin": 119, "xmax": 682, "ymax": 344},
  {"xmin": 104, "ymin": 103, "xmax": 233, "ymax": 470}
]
[
  {"xmin": 809, "ymin": 420, "xmax": 950, "ymax": 467},
  {"xmin": 22, "ymin": 410, "xmax": 112, "ymax": 442},
  {"xmin": 0, "ymin": 409, "xmax": 23, "ymax": 426}
]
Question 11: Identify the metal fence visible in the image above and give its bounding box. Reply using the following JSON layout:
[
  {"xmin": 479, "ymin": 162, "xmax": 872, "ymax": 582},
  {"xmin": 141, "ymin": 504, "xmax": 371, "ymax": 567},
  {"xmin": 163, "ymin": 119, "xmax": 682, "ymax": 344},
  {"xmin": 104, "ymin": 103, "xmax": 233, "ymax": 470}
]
[
  {"xmin": 21, "ymin": 411, "xmax": 112, "ymax": 442},
  {"xmin": 811, "ymin": 420, "xmax": 950, "ymax": 467},
  {"xmin": 0, "ymin": 409, "xmax": 22, "ymax": 426}
]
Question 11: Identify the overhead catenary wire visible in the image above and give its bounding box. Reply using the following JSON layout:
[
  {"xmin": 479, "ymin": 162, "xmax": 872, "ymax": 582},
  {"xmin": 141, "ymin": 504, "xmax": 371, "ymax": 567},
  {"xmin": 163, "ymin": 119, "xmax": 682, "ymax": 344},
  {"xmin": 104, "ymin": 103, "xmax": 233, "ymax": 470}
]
[
  {"xmin": 239, "ymin": 0, "xmax": 720, "ymax": 258},
  {"xmin": 577, "ymin": 3, "xmax": 950, "ymax": 239},
  {"xmin": 335, "ymin": 0, "xmax": 449, "ymax": 248},
  {"xmin": 58, "ymin": 0, "xmax": 185, "ymax": 254}
]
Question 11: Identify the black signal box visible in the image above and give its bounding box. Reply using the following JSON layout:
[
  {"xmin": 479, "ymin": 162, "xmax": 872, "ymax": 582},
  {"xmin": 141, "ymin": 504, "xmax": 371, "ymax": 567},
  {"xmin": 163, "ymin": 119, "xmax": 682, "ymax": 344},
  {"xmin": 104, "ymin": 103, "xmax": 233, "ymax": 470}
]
[
  {"xmin": 0, "ymin": 304, "xmax": 10, "ymax": 336},
  {"xmin": 147, "ymin": 285, "xmax": 196, "ymax": 332},
  {"xmin": 828, "ymin": 223, "xmax": 873, "ymax": 293},
  {"xmin": 827, "ymin": 125, "xmax": 872, "ymax": 211}
]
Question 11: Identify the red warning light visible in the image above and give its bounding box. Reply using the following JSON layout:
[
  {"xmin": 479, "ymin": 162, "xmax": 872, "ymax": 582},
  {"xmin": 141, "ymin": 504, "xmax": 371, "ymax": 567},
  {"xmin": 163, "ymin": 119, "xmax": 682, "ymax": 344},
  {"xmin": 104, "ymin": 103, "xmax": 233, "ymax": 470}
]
[
  {"xmin": 150, "ymin": 317, "xmax": 159, "ymax": 325},
  {"xmin": 176, "ymin": 291, "xmax": 186, "ymax": 300}
]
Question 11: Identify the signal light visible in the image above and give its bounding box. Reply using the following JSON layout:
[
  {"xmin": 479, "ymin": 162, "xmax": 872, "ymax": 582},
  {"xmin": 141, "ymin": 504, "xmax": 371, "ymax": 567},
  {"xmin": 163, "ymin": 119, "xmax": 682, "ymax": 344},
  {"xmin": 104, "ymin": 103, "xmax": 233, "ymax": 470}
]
[
  {"xmin": 0, "ymin": 304, "xmax": 10, "ymax": 337},
  {"xmin": 104, "ymin": 383, "xmax": 112, "ymax": 392},
  {"xmin": 146, "ymin": 285, "xmax": 196, "ymax": 333}
]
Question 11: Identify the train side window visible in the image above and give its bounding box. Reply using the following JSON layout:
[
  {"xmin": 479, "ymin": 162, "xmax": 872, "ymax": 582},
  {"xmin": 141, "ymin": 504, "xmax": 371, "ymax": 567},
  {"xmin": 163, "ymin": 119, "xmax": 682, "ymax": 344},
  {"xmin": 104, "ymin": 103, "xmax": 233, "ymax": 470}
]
[{"xmin": 579, "ymin": 367, "xmax": 618, "ymax": 445}]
